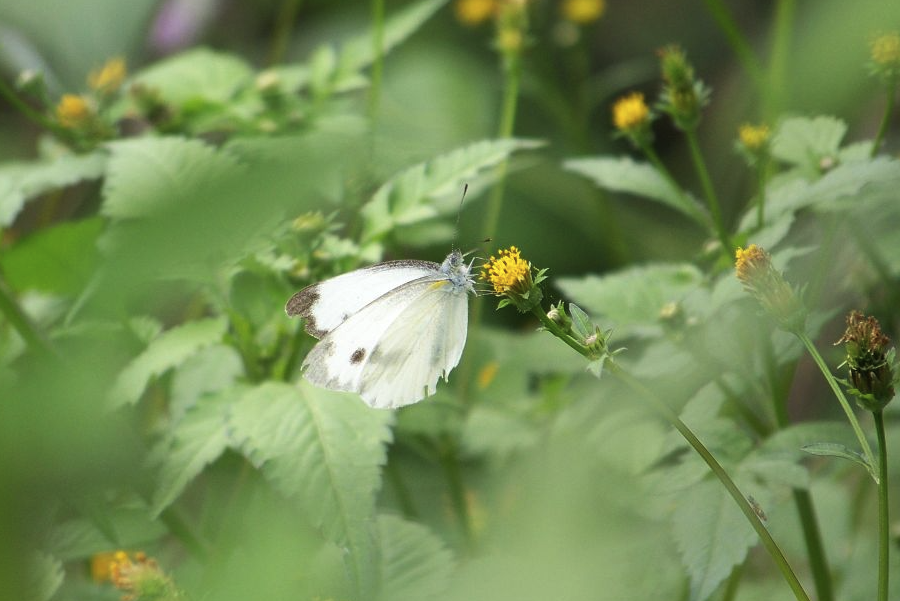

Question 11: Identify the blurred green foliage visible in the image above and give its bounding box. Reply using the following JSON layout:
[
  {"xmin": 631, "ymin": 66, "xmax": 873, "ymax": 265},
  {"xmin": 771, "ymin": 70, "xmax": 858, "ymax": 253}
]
[{"xmin": 1, "ymin": 1, "xmax": 900, "ymax": 601}]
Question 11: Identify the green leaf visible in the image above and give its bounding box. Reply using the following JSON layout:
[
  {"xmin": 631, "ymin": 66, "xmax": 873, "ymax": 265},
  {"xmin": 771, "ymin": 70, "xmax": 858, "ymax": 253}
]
[
  {"xmin": 558, "ymin": 263, "xmax": 704, "ymax": 337},
  {"xmin": 771, "ymin": 116, "xmax": 846, "ymax": 172},
  {"xmin": 376, "ymin": 514, "xmax": 454, "ymax": 601},
  {"xmin": 801, "ymin": 442, "xmax": 871, "ymax": 471},
  {"xmin": 102, "ymin": 137, "xmax": 244, "ymax": 219},
  {"xmin": 169, "ymin": 344, "xmax": 244, "ymax": 422},
  {"xmin": 568, "ymin": 303, "xmax": 593, "ymax": 339},
  {"xmin": 338, "ymin": 0, "xmax": 448, "ymax": 76},
  {"xmin": 0, "ymin": 217, "xmax": 103, "ymax": 295},
  {"xmin": 671, "ymin": 478, "xmax": 757, "ymax": 601},
  {"xmin": 25, "ymin": 552, "xmax": 63, "ymax": 601},
  {"xmin": 230, "ymin": 382, "xmax": 394, "ymax": 598},
  {"xmin": 150, "ymin": 389, "xmax": 238, "ymax": 516},
  {"xmin": 108, "ymin": 317, "xmax": 228, "ymax": 407},
  {"xmin": 0, "ymin": 152, "xmax": 106, "ymax": 226},
  {"xmin": 130, "ymin": 47, "xmax": 254, "ymax": 106},
  {"xmin": 563, "ymin": 156, "xmax": 704, "ymax": 220},
  {"xmin": 360, "ymin": 138, "xmax": 544, "ymax": 242},
  {"xmin": 461, "ymin": 406, "xmax": 540, "ymax": 459}
]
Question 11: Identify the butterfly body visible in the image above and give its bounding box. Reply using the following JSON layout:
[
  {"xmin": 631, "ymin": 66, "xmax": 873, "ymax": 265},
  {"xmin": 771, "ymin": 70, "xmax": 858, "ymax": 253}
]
[{"xmin": 286, "ymin": 250, "xmax": 473, "ymax": 408}]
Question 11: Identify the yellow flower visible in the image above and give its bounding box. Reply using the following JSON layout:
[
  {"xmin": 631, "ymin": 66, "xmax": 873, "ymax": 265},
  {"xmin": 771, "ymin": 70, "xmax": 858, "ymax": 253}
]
[
  {"xmin": 481, "ymin": 246, "xmax": 531, "ymax": 295},
  {"xmin": 735, "ymin": 244, "xmax": 806, "ymax": 332},
  {"xmin": 109, "ymin": 550, "xmax": 180, "ymax": 601},
  {"xmin": 89, "ymin": 57, "xmax": 127, "ymax": 94},
  {"xmin": 561, "ymin": 0, "xmax": 605, "ymax": 24},
  {"xmin": 871, "ymin": 32, "xmax": 900, "ymax": 67},
  {"xmin": 612, "ymin": 92, "xmax": 650, "ymax": 132},
  {"xmin": 738, "ymin": 123, "xmax": 770, "ymax": 151},
  {"xmin": 55, "ymin": 94, "xmax": 93, "ymax": 128},
  {"xmin": 454, "ymin": 0, "xmax": 497, "ymax": 25},
  {"xmin": 477, "ymin": 361, "xmax": 500, "ymax": 389}
]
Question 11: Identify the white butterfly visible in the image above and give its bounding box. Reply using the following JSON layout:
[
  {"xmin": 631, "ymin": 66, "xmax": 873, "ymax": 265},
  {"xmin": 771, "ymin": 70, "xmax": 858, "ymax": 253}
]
[{"xmin": 285, "ymin": 249, "xmax": 475, "ymax": 409}]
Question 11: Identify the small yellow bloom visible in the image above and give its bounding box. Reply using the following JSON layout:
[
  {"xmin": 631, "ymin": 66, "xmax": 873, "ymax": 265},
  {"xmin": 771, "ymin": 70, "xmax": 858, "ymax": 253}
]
[
  {"xmin": 91, "ymin": 551, "xmax": 120, "ymax": 582},
  {"xmin": 481, "ymin": 246, "xmax": 530, "ymax": 295},
  {"xmin": 88, "ymin": 57, "xmax": 127, "ymax": 94},
  {"xmin": 612, "ymin": 92, "xmax": 650, "ymax": 132},
  {"xmin": 871, "ymin": 32, "xmax": 900, "ymax": 67},
  {"xmin": 496, "ymin": 28, "xmax": 524, "ymax": 53},
  {"xmin": 735, "ymin": 244, "xmax": 806, "ymax": 332},
  {"xmin": 454, "ymin": 0, "xmax": 497, "ymax": 25},
  {"xmin": 109, "ymin": 550, "xmax": 180, "ymax": 601},
  {"xmin": 477, "ymin": 361, "xmax": 500, "ymax": 389},
  {"xmin": 55, "ymin": 94, "xmax": 93, "ymax": 128},
  {"xmin": 561, "ymin": 0, "xmax": 605, "ymax": 24},
  {"xmin": 738, "ymin": 123, "xmax": 770, "ymax": 151}
]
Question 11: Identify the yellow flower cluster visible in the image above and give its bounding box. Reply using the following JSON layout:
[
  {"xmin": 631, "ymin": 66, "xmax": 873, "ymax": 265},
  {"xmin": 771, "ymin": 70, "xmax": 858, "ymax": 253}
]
[
  {"xmin": 55, "ymin": 94, "xmax": 93, "ymax": 128},
  {"xmin": 735, "ymin": 244, "xmax": 806, "ymax": 332},
  {"xmin": 738, "ymin": 123, "xmax": 770, "ymax": 151},
  {"xmin": 481, "ymin": 246, "xmax": 531, "ymax": 295},
  {"xmin": 612, "ymin": 92, "xmax": 650, "ymax": 132},
  {"xmin": 561, "ymin": 0, "xmax": 605, "ymax": 24},
  {"xmin": 89, "ymin": 57, "xmax": 127, "ymax": 94}
]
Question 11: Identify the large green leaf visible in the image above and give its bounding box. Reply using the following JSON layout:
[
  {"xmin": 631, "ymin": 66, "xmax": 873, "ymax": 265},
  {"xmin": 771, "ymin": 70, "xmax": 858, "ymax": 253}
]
[
  {"xmin": 108, "ymin": 317, "xmax": 228, "ymax": 407},
  {"xmin": 563, "ymin": 156, "xmax": 706, "ymax": 221},
  {"xmin": 376, "ymin": 514, "xmax": 455, "ymax": 601},
  {"xmin": 102, "ymin": 137, "xmax": 244, "ymax": 219},
  {"xmin": 149, "ymin": 389, "xmax": 238, "ymax": 516},
  {"xmin": 0, "ymin": 152, "xmax": 106, "ymax": 226},
  {"xmin": 771, "ymin": 116, "xmax": 846, "ymax": 173},
  {"xmin": 557, "ymin": 263, "xmax": 704, "ymax": 337},
  {"xmin": 360, "ymin": 138, "xmax": 544, "ymax": 242},
  {"xmin": 671, "ymin": 478, "xmax": 758, "ymax": 601},
  {"xmin": 25, "ymin": 552, "xmax": 63, "ymax": 601},
  {"xmin": 230, "ymin": 382, "xmax": 394, "ymax": 599},
  {"xmin": 0, "ymin": 217, "xmax": 103, "ymax": 295},
  {"xmin": 130, "ymin": 48, "xmax": 254, "ymax": 106}
]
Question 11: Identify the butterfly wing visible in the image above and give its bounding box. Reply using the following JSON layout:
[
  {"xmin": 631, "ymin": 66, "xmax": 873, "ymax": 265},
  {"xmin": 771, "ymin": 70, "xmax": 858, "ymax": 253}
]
[
  {"xmin": 300, "ymin": 275, "xmax": 469, "ymax": 408},
  {"xmin": 285, "ymin": 260, "xmax": 440, "ymax": 337}
]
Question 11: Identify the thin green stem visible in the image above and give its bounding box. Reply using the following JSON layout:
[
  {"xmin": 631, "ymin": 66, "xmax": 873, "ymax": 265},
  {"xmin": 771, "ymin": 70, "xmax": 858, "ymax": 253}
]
[
  {"xmin": 640, "ymin": 144, "xmax": 713, "ymax": 232},
  {"xmin": 608, "ymin": 363, "xmax": 811, "ymax": 601},
  {"xmin": 367, "ymin": 0, "xmax": 386, "ymax": 123},
  {"xmin": 0, "ymin": 75, "xmax": 59, "ymax": 132},
  {"xmin": 871, "ymin": 80, "xmax": 896, "ymax": 157},
  {"xmin": 874, "ymin": 410, "xmax": 890, "ymax": 601},
  {"xmin": 755, "ymin": 158, "xmax": 769, "ymax": 230},
  {"xmin": 685, "ymin": 129, "xmax": 728, "ymax": 248},
  {"xmin": 0, "ymin": 273, "xmax": 56, "ymax": 357},
  {"xmin": 766, "ymin": 0, "xmax": 796, "ymax": 119},
  {"xmin": 266, "ymin": 0, "xmax": 302, "ymax": 66},
  {"xmin": 700, "ymin": 0, "xmax": 766, "ymax": 94},
  {"xmin": 796, "ymin": 333, "xmax": 878, "ymax": 480}
]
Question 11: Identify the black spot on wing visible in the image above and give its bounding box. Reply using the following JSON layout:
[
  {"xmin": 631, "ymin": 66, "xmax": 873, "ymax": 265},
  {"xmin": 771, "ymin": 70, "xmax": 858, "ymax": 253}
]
[
  {"xmin": 285, "ymin": 285, "xmax": 327, "ymax": 337},
  {"xmin": 350, "ymin": 348, "xmax": 366, "ymax": 364}
]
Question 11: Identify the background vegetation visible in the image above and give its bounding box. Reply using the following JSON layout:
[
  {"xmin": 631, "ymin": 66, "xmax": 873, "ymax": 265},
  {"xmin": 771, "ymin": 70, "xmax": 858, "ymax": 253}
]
[{"xmin": 1, "ymin": 1, "xmax": 899, "ymax": 600}]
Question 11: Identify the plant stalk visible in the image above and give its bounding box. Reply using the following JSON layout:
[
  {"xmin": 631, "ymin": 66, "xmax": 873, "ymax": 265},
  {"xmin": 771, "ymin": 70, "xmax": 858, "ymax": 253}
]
[
  {"xmin": 685, "ymin": 129, "xmax": 729, "ymax": 249},
  {"xmin": 874, "ymin": 410, "xmax": 890, "ymax": 601},
  {"xmin": 871, "ymin": 80, "xmax": 896, "ymax": 157}
]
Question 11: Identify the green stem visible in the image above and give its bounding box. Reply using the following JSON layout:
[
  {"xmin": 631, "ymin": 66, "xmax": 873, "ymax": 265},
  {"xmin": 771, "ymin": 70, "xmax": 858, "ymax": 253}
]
[
  {"xmin": 685, "ymin": 129, "xmax": 728, "ymax": 248},
  {"xmin": 0, "ymin": 75, "xmax": 60, "ymax": 133},
  {"xmin": 874, "ymin": 410, "xmax": 890, "ymax": 601},
  {"xmin": 640, "ymin": 144, "xmax": 713, "ymax": 233},
  {"xmin": 755, "ymin": 158, "xmax": 769, "ymax": 230},
  {"xmin": 608, "ymin": 363, "xmax": 811, "ymax": 601},
  {"xmin": 700, "ymin": 0, "xmax": 766, "ymax": 95},
  {"xmin": 796, "ymin": 332, "xmax": 878, "ymax": 480},
  {"xmin": 871, "ymin": 79, "xmax": 896, "ymax": 157},
  {"xmin": 0, "ymin": 273, "xmax": 56, "ymax": 357},
  {"xmin": 266, "ymin": 0, "xmax": 302, "ymax": 66},
  {"xmin": 766, "ymin": 0, "xmax": 796, "ymax": 119},
  {"xmin": 367, "ymin": 0, "xmax": 386, "ymax": 123}
]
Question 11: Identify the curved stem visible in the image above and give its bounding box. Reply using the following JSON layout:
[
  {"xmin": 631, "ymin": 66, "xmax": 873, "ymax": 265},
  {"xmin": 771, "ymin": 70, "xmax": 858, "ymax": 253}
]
[
  {"xmin": 766, "ymin": 0, "xmax": 796, "ymax": 118},
  {"xmin": 700, "ymin": 0, "xmax": 766, "ymax": 95},
  {"xmin": 796, "ymin": 333, "xmax": 878, "ymax": 480},
  {"xmin": 685, "ymin": 129, "xmax": 728, "ymax": 248},
  {"xmin": 640, "ymin": 144, "xmax": 713, "ymax": 232},
  {"xmin": 0, "ymin": 273, "xmax": 56, "ymax": 357},
  {"xmin": 871, "ymin": 80, "xmax": 896, "ymax": 157},
  {"xmin": 266, "ymin": 0, "xmax": 302, "ymax": 66},
  {"xmin": 874, "ymin": 410, "xmax": 890, "ymax": 601}
]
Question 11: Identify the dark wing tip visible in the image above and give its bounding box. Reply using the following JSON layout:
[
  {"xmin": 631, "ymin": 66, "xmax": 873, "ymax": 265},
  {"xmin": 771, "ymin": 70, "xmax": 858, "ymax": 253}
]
[{"xmin": 285, "ymin": 286, "xmax": 326, "ymax": 337}]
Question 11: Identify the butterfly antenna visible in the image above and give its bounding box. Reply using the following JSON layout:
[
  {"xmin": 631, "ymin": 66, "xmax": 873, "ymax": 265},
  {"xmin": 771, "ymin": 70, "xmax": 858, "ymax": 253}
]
[{"xmin": 453, "ymin": 184, "xmax": 468, "ymax": 251}]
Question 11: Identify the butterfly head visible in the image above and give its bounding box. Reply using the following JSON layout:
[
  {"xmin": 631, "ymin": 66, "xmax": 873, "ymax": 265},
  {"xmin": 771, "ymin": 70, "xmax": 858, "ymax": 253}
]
[{"xmin": 441, "ymin": 249, "xmax": 475, "ymax": 293}]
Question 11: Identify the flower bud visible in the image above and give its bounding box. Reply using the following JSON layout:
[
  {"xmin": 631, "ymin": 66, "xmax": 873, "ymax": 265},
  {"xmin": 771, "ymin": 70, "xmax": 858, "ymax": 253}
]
[
  {"xmin": 734, "ymin": 245, "xmax": 806, "ymax": 333},
  {"xmin": 836, "ymin": 311, "xmax": 896, "ymax": 412}
]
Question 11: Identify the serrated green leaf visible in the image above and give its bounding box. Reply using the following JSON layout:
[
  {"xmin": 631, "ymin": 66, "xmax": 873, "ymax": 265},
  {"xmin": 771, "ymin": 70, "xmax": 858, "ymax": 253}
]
[
  {"xmin": 801, "ymin": 442, "xmax": 871, "ymax": 470},
  {"xmin": 109, "ymin": 317, "xmax": 228, "ymax": 407},
  {"xmin": 771, "ymin": 116, "xmax": 846, "ymax": 171},
  {"xmin": 170, "ymin": 344, "xmax": 244, "ymax": 422},
  {"xmin": 130, "ymin": 47, "xmax": 253, "ymax": 106},
  {"xmin": 150, "ymin": 389, "xmax": 238, "ymax": 516},
  {"xmin": 338, "ymin": 0, "xmax": 448, "ymax": 76},
  {"xmin": 0, "ymin": 152, "xmax": 106, "ymax": 226},
  {"xmin": 360, "ymin": 138, "xmax": 544, "ymax": 242},
  {"xmin": 558, "ymin": 263, "xmax": 704, "ymax": 337},
  {"xmin": 230, "ymin": 382, "xmax": 394, "ymax": 598},
  {"xmin": 0, "ymin": 217, "xmax": 103, "ymax": 295},
  {"xmin": 376, "ymin": 514, "xmax": 454, "ymax": 601},
  {"xmin": 564, "ymin": 156, "xmax": 705, "ymax": 220},
  {"xmin": 102, "ymin": 137, "xmax": 244, "ymax": 219},
  {"xmin": 568, "ymin": 303, "xmax": 593, "ymax": 339},
  {"xmin": 672, "ymin": 478, "xmax": 757, "ymax": 601},
  {"xmin": 25, "ymin": 552, "xmax": 63, "ymax": 601}
]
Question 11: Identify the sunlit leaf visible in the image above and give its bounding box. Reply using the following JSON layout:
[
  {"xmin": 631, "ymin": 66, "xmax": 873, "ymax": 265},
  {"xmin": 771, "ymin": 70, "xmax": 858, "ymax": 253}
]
[
  {"xmin": 771, "ymin": 116, "xmax": 846, "ymax": 172},
  {"xmin": 130, "ymin": 48, "xmax": 253, "ymax": 106}
]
